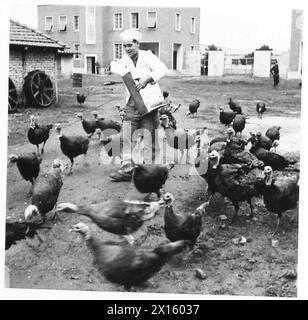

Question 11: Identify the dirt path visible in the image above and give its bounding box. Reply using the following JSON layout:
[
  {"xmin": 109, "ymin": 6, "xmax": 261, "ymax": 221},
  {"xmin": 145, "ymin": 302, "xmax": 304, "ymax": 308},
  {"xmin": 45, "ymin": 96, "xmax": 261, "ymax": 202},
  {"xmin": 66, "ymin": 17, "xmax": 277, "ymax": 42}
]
[{"xmin": 5, "ymin": 75, "xmax": 300, "ymax": 296}]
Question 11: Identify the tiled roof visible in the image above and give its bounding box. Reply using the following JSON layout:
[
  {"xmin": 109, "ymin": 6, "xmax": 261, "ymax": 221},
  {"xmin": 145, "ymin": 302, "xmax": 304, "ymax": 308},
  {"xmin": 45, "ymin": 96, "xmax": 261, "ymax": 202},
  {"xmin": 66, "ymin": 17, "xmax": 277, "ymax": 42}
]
[{"xmin": 10, "ymin": 19, "xmax": 66, "ymax": 49}]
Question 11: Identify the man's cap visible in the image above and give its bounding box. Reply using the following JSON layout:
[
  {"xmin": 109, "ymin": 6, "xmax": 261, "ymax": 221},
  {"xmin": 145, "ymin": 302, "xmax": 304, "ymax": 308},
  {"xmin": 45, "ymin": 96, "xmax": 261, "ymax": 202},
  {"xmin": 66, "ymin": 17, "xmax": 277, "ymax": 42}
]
[{"xmin": 120, "ymin": 29, "xmax": 142, "ymax": 42}]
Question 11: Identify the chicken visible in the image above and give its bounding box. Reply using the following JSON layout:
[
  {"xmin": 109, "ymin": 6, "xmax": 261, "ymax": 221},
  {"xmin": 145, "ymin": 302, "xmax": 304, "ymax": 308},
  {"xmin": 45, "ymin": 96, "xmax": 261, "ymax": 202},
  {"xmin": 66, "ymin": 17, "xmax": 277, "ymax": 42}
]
[
  {"xmin": 132, "ymin": 162, "xmax": 175, "ymax": 198},
  {"xmin": 186, "ymin": 99, "xmax": 200, "ymax": 117},
  {"xmin": 56, "ymin": 199, "xmax": 165, "ymax": 245},
  {"xmin": 55, "ymin": 123, "xmax": 90, "ymax": 175},
  {"xmin": 8, "ymin": 152, "xmax": 41, "ymax": 194},
  {"xmin": 76, "ymin": 112, "xmax": 99, "ymax": 137},
  {"xmin": 255, "ymin": 166, "xmax": 299, "ymax": 235},
  {"xmin": 160, "ymin": 114, "xmax": 198, "ymax": 163},
  {"xmin": 256, "ymin": 102, "xmax": 266, "ymax": 118},
  {"xmin": 6, "ymin": 220, "xmax": 51, "ymax": 250},
  {"xmin": 76, "ymin": 93, "xmax": 86, "ymax": 105},
  {"xmin": 266, "ymin": 126, "xmax": 281, "ymax": 141},
  {"xmin": 228, "ymin": 98, "xmax": 242, "ymax": 114},
  {"xmin": 24, "ymin": 159, "xmax": 67, "ymax": 222},
  {"xmin": 219, "ymin": 107, "xmax": 237, "ymax": 127},
  {"xmin": 197, "ymin": 150, "xmax": 263, "ymax": 223},
  {"xmin": 162, "ymin": 193, "xmax": 202, "ymax": 244},
  {"xmin": 69, "ymin": 222, "xmax": 191, "ymax": 289},
  {"xmin": 27, "ymin": 115, "xmax": 53, "ymax": 155},
  {"xmin": 232, "ymin": 114, "xmax": 246, "ymax": 136},
  {"xmin": 92, "ymin": 111, "xmax": 105, "ymax": 121}
]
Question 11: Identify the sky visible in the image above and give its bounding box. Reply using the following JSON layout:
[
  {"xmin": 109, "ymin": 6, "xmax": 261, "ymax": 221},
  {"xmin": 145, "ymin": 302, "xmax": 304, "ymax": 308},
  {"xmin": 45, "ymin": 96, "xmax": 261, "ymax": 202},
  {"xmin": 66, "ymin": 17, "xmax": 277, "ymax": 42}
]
[{"xmin": 7, "ymin": 0, "xmax": 306, "ymax": 53}]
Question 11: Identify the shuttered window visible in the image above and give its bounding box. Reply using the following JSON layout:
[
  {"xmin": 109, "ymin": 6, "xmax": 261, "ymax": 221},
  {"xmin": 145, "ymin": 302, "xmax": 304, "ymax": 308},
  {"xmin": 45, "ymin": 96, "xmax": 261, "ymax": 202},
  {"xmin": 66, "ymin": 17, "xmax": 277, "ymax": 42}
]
[
  {"xmin": 114, "ymin": 43, "xmax": 123, "ymax": 59},
  {"xmin": 147, "ymin": 11, "xmax": 157, "ymax": 28},
  {"xmin": 114, "ymin": 13, "xmax": 123, "ymax": 30},
  {"xmin": 45, "ymin": 16, "xmax": 53, "ymax": 32},
  {"xmin": 59, "ymin": 15, "xmax": 67, "ymax": 31}
]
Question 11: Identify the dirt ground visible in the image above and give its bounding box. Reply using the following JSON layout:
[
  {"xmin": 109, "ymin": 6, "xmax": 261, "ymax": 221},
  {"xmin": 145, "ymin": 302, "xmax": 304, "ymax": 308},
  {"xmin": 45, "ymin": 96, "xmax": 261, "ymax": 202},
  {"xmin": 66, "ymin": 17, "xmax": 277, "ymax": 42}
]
[{"xmin": 5, "ymin": 74, "xmax": 301, "ymax": 297}]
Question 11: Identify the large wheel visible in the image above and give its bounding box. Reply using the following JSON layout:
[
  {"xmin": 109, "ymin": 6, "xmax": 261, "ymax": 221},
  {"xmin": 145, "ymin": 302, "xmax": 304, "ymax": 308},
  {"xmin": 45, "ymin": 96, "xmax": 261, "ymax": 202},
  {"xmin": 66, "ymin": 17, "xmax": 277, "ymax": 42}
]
[
  {"xmin": 8, "ymin": 78, "xmax": 18, "ymax": 113},
  {"xmin": 23, "ymin": 70, "xmax": 55, "ymax": 108}
]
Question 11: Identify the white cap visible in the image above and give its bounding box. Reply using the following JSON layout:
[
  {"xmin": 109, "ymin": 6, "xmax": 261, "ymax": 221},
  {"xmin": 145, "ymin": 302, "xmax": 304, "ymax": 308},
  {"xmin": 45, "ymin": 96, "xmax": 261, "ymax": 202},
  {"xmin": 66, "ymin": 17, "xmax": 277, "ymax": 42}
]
[{"xmin": 120, "ymin": 28, "xmax": 142, "ymax": 42}]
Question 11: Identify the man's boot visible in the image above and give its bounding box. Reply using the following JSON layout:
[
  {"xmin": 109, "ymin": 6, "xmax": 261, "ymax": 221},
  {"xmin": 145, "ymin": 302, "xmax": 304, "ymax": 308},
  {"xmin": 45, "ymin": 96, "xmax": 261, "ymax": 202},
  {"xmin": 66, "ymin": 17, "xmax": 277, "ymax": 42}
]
[{"xmin": 109, "ymin": 154, "xmax": 134, "ymax": 182}]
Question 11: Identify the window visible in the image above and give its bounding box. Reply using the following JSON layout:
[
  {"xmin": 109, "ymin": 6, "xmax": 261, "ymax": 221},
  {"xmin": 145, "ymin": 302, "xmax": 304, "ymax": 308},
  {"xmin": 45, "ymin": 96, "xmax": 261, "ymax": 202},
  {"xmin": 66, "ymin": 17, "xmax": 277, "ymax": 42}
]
[
  {"xmin": 85, "ymin": 6, "xmax": 96, "ymax": 44},
  {"xmin": 114, "ymin": 43, "xmax": 123, "ymax": 59},
  {"xmin": 147, "ymin": 11, "xmax": 157, "ymax": 28},
  {"xmin": 73, "ymin": 15, "xmax": 79, "ymax": 31},
  {"xmin": 190, "ymin": 46, "xmax": 195, "ymax": 51},
  {"xmin": 74, "ymin": 43, "xmax": 80, "ymax": 60},
  {"xmin": 175, "ymin": 13, "xmax": 181, "ymax": 31},
  {"xmin": 191, "ymin": 17, "xmax": 196, "ymax": 33},
  {"xmin": 114, "ymin": 13, "xmax": 123, "ymax": 30},
  {"xmin": 232, "ymin": 59, "xmax": 239, "ymax": 65},
  {"xmin": 59, "ymin": 15, "xmax": 67, "ymax": 32},
  {"xmin": 45, "ymin": 16, "xmax": 53, "ymax": 32},
  {"xmin": 130, "ymin": 12, "xmax": 139, "ymax": 29}
]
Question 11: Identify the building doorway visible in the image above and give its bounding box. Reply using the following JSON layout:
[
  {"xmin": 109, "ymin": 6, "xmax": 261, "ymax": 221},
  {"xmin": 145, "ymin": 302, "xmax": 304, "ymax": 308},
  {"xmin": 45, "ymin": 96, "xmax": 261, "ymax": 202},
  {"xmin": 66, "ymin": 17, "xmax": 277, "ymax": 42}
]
[
  {"xmin": 172, "ymin": 43, "xmax": 183, "ymax": 70},
  {"xmin": 85, "ymin": 55, "xmax": 96, "ymax": 74}
]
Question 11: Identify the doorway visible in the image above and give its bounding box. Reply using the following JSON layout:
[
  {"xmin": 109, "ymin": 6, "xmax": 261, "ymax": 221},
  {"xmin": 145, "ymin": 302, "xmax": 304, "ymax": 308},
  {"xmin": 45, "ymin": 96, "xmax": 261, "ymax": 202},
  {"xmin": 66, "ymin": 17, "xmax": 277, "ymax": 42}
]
[
  {"xmin": 86, "ymin": 56, "xmax": 96, "ymax": 74},
  {"xmin": 172, "ymin": 43, "xmax": 183, "ymax": 70}
]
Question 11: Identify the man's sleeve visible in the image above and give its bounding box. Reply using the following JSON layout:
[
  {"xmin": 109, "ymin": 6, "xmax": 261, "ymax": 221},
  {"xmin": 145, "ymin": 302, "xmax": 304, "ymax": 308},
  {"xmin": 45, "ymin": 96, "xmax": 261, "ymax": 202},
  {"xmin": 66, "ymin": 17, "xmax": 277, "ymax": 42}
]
[{"xmin": 146, "ymin": 51, "xmax": 168, "ymax": 83}]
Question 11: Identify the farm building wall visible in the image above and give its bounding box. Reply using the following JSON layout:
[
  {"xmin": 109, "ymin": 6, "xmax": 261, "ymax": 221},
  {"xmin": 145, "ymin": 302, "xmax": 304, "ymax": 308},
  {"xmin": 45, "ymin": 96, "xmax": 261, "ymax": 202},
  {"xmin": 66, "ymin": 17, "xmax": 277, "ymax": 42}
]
[{"xmin": 9, "ymin": 46, "xmax": 57, "ymax": 93}]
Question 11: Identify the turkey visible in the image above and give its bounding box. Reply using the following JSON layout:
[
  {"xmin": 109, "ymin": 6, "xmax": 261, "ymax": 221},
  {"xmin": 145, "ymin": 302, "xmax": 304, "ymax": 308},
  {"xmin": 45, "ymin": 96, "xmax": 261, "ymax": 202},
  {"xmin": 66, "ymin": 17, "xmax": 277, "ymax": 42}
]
[
  {"xmin": 209, "ymin": 128, "xmax": 234, "ymax": 145},
  {"xmin": 76, "ymin": 112, "xmax": 99, "ymax": 137},
  {"xmin": 219, "ymin": 107, "xmax": 237, "ymax": 127},
  {"xmin": 56, "ymin": 199, "xmax": 165, "ymax": 245},
  {"xmin": 24, "ymin": 159, "xmax": 67, "ymax": 222},
  {"xmin": 55, "ymin": 123, "xmax": 90, "ymax": 175},
  {"xmin": 100, "ymin": 133, "xmax": 122, "ymax": 164},
  {"xmin": 27, "ymin": 115, "xmax": 53, "ymax": 155},
  {"xmin": 6, "ymin": 220, "xmax": 51, "ymax": 250},
  {"xmin": 76, "ymin": 92, "xmax": 86, "ymax": 105},
  {"xmin": 250, "ymin": 144, "xmax": 297, "ymax": 171},
  {"xmin": 132, "ymin": 161, "xmax": 175, "ymax": 198},
  {"xmin": 186, "ymin": 99, "xmax": 200, "ymax": 117},
  {"xmin": 8, "ymin": 152, "xmax": 41, "ymax": 194},
  {"xmin": 92, "ymin": 111, "xmax": 105, "ymax": 121},
  {"xmin": 159, "ymin": 108, "xmax": 178, "ymax": 129},
  {"xmin": 159, "ymin": 114, "xmax": 198, "ymax": 163},
  {"xmin": 162, "ymin": 193, "xmax": 202, "ymax": 245},
  {"xmin": 232, "ymin": 114, "xmax": 246, "ymax": 136},
  {"xmin": 255, "ymin": 166, "xmax": 299, "ymax": 235},
  {"xmin": 266, "ymin": 126, "xmax": 281, "ymax": 141},
  {"xmin": 256, "ymin": 102, "xmax": 266, "ymax": 118},
  {"xmin": 197, "ymin": 150, "xmax": 263, "ymax": 223},
  {"xmin": 223, "ymin": 131, "xmax": 264, "ymax": 169},
  {"xmin": 69, "ymin": 222, "xmax": 191, "ymax": 289},
  {"xmin": 228, "ymin": 98, "xmax": 242, "ymax": 114},
  {"xmin": 93, "ymin": 115, "xmax": 121, "ymax": 138},
  {"xmin": 255, "ymin": 131, "xmax": 274, "ymax": 150}
]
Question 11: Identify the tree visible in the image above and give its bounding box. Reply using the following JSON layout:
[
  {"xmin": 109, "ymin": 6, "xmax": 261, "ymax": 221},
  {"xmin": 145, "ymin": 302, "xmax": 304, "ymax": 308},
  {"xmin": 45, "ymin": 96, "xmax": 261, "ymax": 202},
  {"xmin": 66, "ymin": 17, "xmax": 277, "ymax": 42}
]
[
  {"xmin": 207, "ymin": 44, "xmax": 222, "ymax": 51},
  {"xmin": 256, "ymin": 45, "xmax": 273, "ymax": 51}
]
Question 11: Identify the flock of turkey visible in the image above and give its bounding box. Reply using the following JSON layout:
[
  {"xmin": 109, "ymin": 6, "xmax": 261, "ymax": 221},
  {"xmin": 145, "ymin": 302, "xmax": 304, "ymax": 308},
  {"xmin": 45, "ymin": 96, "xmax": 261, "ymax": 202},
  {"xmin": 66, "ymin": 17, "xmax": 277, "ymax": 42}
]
[{"xmin": 6, "ymin": 92, "xmax": 300, "ymax": 290}]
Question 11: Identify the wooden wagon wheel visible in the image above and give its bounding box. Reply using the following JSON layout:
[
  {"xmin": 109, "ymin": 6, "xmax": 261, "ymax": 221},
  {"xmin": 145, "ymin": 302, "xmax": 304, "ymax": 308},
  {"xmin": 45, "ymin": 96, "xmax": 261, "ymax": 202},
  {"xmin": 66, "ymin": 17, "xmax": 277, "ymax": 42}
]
[
  {"xmin": 23, "ymin": 70, "xmax": 55, "ymax": 108},
  {"xmin": 8, "ymin": 78, "xmax": 18, "ymax": 113}
]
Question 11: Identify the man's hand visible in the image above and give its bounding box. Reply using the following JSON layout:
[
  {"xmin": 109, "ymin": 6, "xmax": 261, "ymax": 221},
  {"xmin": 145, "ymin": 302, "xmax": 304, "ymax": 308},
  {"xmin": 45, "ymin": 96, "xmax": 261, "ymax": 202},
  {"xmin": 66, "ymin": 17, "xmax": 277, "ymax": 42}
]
[{"xmin": 135, "ymin": 76, "xmax": 153, "ymax": 91}]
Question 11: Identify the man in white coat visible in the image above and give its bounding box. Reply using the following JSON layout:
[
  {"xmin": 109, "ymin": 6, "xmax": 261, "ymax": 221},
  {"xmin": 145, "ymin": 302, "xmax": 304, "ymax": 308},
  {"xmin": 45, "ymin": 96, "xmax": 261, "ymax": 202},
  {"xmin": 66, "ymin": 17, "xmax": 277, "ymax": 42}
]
[{"xmin": 109, "ymin": 28, "xmax": 168, "ymax": 181}]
